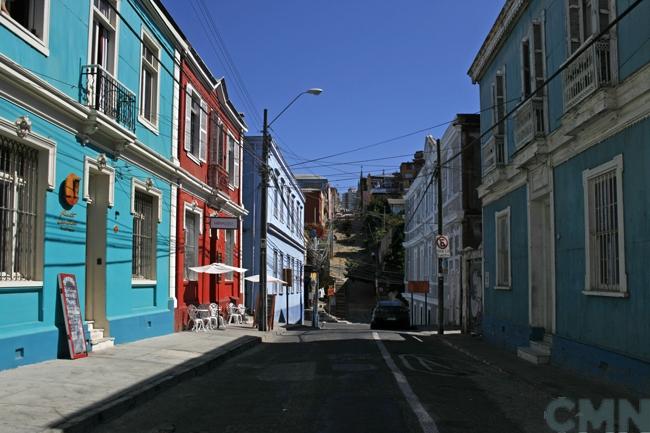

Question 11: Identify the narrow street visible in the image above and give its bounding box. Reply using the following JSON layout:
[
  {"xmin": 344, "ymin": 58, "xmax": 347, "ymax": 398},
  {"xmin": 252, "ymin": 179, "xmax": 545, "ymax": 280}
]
[{"xmin": 89, "ymin": 322, "xmax": 637, "ymax": 433}]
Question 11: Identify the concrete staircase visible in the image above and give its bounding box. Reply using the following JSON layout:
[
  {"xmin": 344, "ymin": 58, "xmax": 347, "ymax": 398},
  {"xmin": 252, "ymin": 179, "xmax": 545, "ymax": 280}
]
[
  {"xmin": 85, "ymin": 321, "xmax": 115, "ymax": 352},
  {"xmin": 517, "ymin": 334, "xmax": 552, "ymax": 365}
]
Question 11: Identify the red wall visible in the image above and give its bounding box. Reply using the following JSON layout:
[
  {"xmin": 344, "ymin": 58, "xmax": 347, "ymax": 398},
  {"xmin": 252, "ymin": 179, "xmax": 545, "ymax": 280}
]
[{"xmin": 174, "ymin": 58, "xmax": 244, "ymax": 331}]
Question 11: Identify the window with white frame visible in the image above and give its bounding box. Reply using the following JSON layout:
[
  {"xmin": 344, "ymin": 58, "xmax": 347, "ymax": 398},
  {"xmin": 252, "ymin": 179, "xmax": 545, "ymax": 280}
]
[
  {"xmin": 0, "ymin": 139, "xmax": 39, "ymax": 282},
  {"xmin": 279, "ymin": 180, "xmax": 285, "ymax": 223},
  {"xmin": 184, "ymin": 84, "xmax": 207, "ymax": 163},
  {"xmin": 290, "ymin": 257, "xmax": 294, "ymax": 294},
  {"xmin": 521, "ymin": 21, "xmax": 546, "ymax": 99},
  {"xmin": 495, "ymin": 207, "xmax": 511, "ymax": 288},
  {"xmin": 492, "ymin": 70, "xmax": 506, "ymax": 136},
  {"xmin": 273, "ymin": 177, "xmax": 279, "ymax": 218},
  {"xmin": 139, "ymin": 31, "xmax": 160, "ymax": 128},
  {"xmin": 583, "ymin": 155, "xmax": 626, "ymax": 293},
  {"xmin": 567, "ymin": 0, "xmax": 611, "ymax": 55},
  {"xmin": 227, "ymin": 135, "xmax": 239, "ymax": 187},
  {"xmin": 1, "ymin": 0, "xmax": 49, "ymax": 49},
  {"xmin": 184, "ymin": 209, "xmax": 200, "ymax": 281},
  {"xmin": 278, "ymin": 252, "xmax": 284, "ymax": 295},
  {"xmin": 90, "ymin": 0, "xmax": 117, "ymax": 75},
  {"xmin": 299, "ymin": 263, "xmax": 303, "ymax": 293},
  {"xmin": 225, "ymin": 229, "xmax": 234, "ymax": 280},
  {"xmin": 132, "ymin": 191, "xmax": 156, "ymax": 280},
  {"xmin": 273, "ymin": 249, "xmax": 278, "ymax": 294}
]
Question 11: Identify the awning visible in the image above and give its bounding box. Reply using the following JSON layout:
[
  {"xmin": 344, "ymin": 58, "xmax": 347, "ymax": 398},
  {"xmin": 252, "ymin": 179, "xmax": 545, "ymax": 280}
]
[{"xmin": 244, "ymin": 274, "xmax": 287, "ymax": 285}]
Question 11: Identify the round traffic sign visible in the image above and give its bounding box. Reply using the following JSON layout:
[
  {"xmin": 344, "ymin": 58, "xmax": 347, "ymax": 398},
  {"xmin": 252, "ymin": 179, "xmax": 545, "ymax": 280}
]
[{"xmin": 435, "ymin": 235, "xmax": 449, "ymax": 250}]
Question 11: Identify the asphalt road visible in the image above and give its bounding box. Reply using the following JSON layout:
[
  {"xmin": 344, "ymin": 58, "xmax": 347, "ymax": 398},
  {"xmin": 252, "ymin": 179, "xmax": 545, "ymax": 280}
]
[{"xmin": 91, "ymin": 323, "xmax": 555, "ymax": 433}]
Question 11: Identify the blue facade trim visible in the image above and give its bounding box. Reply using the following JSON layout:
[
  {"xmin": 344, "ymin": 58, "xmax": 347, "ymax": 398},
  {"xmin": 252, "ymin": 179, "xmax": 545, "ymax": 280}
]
[
  {"xmin": 482, "ymin": 314, "xmax": 532, "ymax": 352},
  {"xmin": 109, "ymin": 308, "xmax": 173, "ymax": 345}
]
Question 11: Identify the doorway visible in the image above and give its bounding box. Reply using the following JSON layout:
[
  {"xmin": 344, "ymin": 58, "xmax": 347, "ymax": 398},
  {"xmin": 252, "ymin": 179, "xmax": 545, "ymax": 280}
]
[
  {"xmin": 529, "ymin": 195, "xmax": 553, "ymax": 332},
  {"xmin": 85, "ymin": 170, "xmax": 110, "ymax": 335}
]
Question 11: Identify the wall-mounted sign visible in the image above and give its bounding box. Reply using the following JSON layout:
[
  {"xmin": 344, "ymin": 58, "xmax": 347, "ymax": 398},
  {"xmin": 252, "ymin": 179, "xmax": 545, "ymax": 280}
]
[
  {"xmin": 64, "ymin": 173, "xmax": 81, "ymax": 206},
  {"xmin": 327, "ymin": 287, "xmax": 336, "ymax": 296},
  {"xmin": 407, "ymin": 281, "xmax": 429, "ymax": 293},
  {"xmin": 57, "ymin": 210, "xmax": 78, "ymax": 232},
  {"xmin": 435, "ymin": 235, "xmax": 451, "ymax": 258},
  {"xmin": 210, "ymin": 216, "xmax": 239, "ymax": 230},
  {"xmin": 58, "ymin": 274, "xmax": 88, "ymax": 359}
]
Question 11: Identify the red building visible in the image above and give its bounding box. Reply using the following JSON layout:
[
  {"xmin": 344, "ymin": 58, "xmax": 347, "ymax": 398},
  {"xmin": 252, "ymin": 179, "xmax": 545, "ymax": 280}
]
[{"xmin": 173, "ymin": 48, "xmax": 248, "ymax": 330}]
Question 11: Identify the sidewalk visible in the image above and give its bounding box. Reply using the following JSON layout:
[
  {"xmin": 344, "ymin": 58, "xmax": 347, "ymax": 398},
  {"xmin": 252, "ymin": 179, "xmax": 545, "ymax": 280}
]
[
  {"xmin": 440, "ymin": 334, "xmax": 641, "ymax": 400},
  {"xmin": 0, "ymin": 325, "xmax": 267, "ymax": 433}
]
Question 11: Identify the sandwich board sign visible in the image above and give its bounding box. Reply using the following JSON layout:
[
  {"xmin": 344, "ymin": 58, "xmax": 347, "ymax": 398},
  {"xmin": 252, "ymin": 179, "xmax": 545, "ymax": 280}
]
[
  {"xmin": 58, "ymin": 274, "xmax": 88, "ymax": 359},
  {"xmin": 435, "ymin": 235, "xmax": 451, "ymax": 258}
]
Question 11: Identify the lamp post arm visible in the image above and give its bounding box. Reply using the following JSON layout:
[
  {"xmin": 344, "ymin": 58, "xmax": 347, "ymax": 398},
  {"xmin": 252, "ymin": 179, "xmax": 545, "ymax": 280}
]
[{"xmin": 267, "ymin": 91, "xmax": 308, "ymax": 128}]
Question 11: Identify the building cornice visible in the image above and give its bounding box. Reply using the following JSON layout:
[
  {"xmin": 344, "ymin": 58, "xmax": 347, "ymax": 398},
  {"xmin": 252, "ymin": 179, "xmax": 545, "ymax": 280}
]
[{"xmin": 468, "ymin": 0, "xmax": 529, "ymax": 83}]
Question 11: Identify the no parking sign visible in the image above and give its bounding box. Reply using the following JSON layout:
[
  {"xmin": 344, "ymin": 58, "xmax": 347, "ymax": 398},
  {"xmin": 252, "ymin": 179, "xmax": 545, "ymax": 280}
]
[{"xmin": 435, "ymin": 235, "xmax": 450, "ymax": 258}]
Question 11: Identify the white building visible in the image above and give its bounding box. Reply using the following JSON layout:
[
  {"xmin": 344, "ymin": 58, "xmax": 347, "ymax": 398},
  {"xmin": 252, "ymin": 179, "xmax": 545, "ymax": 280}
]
[{"xmin": 404, "ymin": 115, "xmax": 481, "ymax": 327}]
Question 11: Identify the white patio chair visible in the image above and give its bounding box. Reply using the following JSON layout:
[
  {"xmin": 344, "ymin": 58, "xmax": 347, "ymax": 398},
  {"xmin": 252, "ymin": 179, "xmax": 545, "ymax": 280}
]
[
  {"xmin": 209, "ymin": 303, "xmax": 225, "ymax": 329},
  {"xmin": 187, "ymin": 305, "xmax": 207, "ymax": 331},
  {"xmin": 228, "ymin": 303, "xmax": 242, "ymax": 324},
  {"xmin": 237, "ymin": 304, "xmax": 248, "ymax": 323}
]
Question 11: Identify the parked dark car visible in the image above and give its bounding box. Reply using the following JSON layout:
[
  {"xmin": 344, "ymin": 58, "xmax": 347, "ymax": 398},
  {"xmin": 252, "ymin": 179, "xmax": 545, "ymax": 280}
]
[{"xmin": 370, "ymin": 300, "xmax": 410, "ymax": 329}]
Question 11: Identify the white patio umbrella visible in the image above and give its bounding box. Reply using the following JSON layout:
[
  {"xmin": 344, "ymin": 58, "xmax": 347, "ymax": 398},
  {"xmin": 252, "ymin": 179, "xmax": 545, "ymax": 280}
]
[
  {"xmin": 244, "ymin": 274, "xmax": 287, "ymax": 285},
  {"xmin": 212, "ymin": 263, "xmax": 248, "ymax": 274},
  {"xmin": 188, "ymin": 263, "xmax": 230, "ymax": 274}
]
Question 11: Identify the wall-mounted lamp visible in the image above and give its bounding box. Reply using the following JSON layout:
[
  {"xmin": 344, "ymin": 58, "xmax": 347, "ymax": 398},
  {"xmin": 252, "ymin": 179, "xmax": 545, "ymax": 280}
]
[{"xmin": 145, "ymin": 177, "xmax": 154, "ymax": 191}]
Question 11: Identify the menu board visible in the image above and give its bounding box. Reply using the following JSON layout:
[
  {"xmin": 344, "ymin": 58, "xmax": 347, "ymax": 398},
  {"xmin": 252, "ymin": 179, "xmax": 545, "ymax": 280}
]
[{"xmin": 58, "ymin": 274, "xmax": 88, "ymax": 359}]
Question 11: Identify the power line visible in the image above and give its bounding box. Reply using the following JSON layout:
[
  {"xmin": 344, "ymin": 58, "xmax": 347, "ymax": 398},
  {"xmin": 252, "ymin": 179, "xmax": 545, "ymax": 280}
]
[{"xmin": 404, "ymin": 0, "xmax": 646, "ymax": 230}]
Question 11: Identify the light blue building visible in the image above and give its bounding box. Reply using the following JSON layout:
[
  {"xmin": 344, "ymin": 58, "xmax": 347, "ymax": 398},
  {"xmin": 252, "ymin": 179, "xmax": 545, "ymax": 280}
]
[
  {"xmin": 0, "ymin": 0, "xmax": 186, "ymax": 369},
  {"xmin": 243, "ymin": 136, "xmax": 306, "ymax": 326},
  {"xmin": 469, "ymin": 0, "xmax": 650, "ymax": 391}
]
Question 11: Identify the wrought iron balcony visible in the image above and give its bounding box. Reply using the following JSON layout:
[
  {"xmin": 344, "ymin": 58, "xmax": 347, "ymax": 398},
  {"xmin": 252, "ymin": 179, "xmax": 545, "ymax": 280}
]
[
  {"xmin": 481, "ymin": 134, "xmax": 505, "ymax": 175},
  {"xmin": 563, "ymin": 39, "xmax": 612, "ymax": 110},
  {"xmin": 208, "ymin": 163, "xmax": 229, "ymax": 193},
  {"xmin": 514, "ymin": 97, "xmax": 545, "ymax": 149},
  {"xmin": 81, "ymin": 65, "xmax": 136, "ymax": 132}
]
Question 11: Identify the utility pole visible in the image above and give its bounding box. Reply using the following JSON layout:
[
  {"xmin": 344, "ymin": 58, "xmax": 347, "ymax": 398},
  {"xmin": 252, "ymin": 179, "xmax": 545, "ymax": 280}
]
[
  {"xmin": 258, "ymin": 109, "xmax": 269, "ymax": 331},
  {"xmin": 436, "ymin": 138, "xmax": 444, "ymax": 335}
]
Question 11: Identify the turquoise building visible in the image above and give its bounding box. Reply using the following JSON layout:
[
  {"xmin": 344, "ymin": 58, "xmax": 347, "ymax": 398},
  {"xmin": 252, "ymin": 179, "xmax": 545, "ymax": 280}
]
[
  {"xmin": 0, "ymin": 0, "xmax": 185, "ymax": 369},
  {"xmin": 469, "ymin": 0, "xmax": 650, "ymax": 391}
]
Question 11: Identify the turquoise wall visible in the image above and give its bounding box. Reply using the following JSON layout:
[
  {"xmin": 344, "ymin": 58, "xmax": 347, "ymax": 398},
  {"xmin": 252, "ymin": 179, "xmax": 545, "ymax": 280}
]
[
  {"xmin": 0, "ymin": 0, "xmax": 177, "ymax": 369},
  {"xmin": 617, "ymin": 0, "xmax": 650, "ymax": 81},
  {"xmin": 553, "ymin": 118, "xmax": 650, "ymax": 362},
  {"xmin": 481, "ymin": 186, "xmax": 529, "ymax": 348}
]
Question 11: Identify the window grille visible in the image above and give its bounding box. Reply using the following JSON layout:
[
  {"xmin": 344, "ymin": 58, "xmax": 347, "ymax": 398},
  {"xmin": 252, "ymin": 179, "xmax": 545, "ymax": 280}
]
[
  {"xmin": 0, "ymin": 138, "xmax": 39, "ymax": 281},
  {"xmin": 225, "ymin": 229, "xmax": 234, "ymax": 280},
  {"xmin": 132, "ymin": 191, "xmax": 155, "ymax": 279},
  {"xmin": 587, "ymin": 168, "xmax": 621, "ymax": 290}
]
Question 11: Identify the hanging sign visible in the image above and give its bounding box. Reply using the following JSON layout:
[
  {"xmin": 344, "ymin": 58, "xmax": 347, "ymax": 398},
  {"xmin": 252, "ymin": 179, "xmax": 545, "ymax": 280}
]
[
  {"xmin": 408, "ymin": 281, "xmax": 429, "ymax": 293},
  {"xmin": 58, "ymin": 274, "xmax": 88, "ymax": 359},
  {"xmin": 210, "ymin": 216, "xmax": 239, "ymax": 230},
  {"xmin": 435, "ymin": 235, "xmax": 451, "ymax": 258}
]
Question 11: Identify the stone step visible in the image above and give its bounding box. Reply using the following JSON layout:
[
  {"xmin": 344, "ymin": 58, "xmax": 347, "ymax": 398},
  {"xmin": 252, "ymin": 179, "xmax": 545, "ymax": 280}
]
[
  {"xmin": 85, "ymin": 321, "xmax": 95, "ymax": 331},
  {"xmin": 530, "ymin": 340, "xmax": 552, "ymax": 356},
  {"xmin": 90, "ymin": 337, "xmax": 115, "ymax": 352},
  {"xmin": 543, "ymin": 333, "xmax": 553, "ymax": 344},
  {"xmin": 517, "ymin": 346, "xmax": 550, "ymax": 365},
  {"xmin": 90, "ymin": 328, "xmax": 104, "ymax": 341}
]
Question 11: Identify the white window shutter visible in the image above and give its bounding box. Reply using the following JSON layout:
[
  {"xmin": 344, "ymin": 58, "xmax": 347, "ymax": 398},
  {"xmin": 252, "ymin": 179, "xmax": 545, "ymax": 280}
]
[
  {"xmin": 567, "ymin": 0, "xmax": 581, "ymax": 54},
  {"xmin": 199, "ymin": 101, "xmax": 208, "ymax": 162},
  {"xmin": 234, "ymin": 141, "xmax": 240, "ymax": 188},
  {"xmin": 184, "ymin": 86, "xmax": 192, "ymax": 152}
]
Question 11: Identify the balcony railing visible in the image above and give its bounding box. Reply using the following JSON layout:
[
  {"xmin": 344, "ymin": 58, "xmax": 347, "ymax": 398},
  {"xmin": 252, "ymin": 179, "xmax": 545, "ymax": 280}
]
[
  {"xmin": 208, "ymin": 164, "xmax": 229, "ymax": 193},
  {"xmin": 514, "ymin": 97, "xmax": 545, "ymax": 149},
  {"xmin": 481, "ymin": 134, "xmax": 505, "ymax": 175},
  {"xmin": 563, "ymin": 39, "xmax": 612, "ymax": 110},
  {"xmin": 81, "ymin": 65, "xmax": 136, "ymax": 132}
]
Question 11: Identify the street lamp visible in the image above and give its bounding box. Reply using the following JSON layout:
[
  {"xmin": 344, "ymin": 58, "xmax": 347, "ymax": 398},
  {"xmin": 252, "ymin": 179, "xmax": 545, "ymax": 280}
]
[{"xmin": 258, "ymin": 88, "xmax": 322, "ymax": 331}]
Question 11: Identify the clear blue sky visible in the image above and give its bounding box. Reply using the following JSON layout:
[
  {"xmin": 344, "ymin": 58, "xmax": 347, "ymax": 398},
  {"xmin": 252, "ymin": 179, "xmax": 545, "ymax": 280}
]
[{"xmin": 161, "ymin": 0, "xmax": 505, "ymax": 190}]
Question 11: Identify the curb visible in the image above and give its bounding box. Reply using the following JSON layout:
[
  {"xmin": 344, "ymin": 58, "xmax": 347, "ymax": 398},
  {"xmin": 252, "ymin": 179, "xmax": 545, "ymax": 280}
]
[
  {"xmin": 439, "ymin": 337, "xmax": 510, "ymax": 376},
  {"xmin": 48, "ymin": 335, "xmax": 261, "ymax": 433}
]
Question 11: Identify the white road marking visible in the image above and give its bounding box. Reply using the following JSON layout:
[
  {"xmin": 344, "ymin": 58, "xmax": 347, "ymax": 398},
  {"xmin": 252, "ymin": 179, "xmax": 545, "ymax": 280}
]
[
  {"xmin": 412, "ymin": 336, "xmax": 424, "ymax": 343},
  {"xmin": 373, "ymin": 332, "xmax": 440, "ymax": 433}
]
